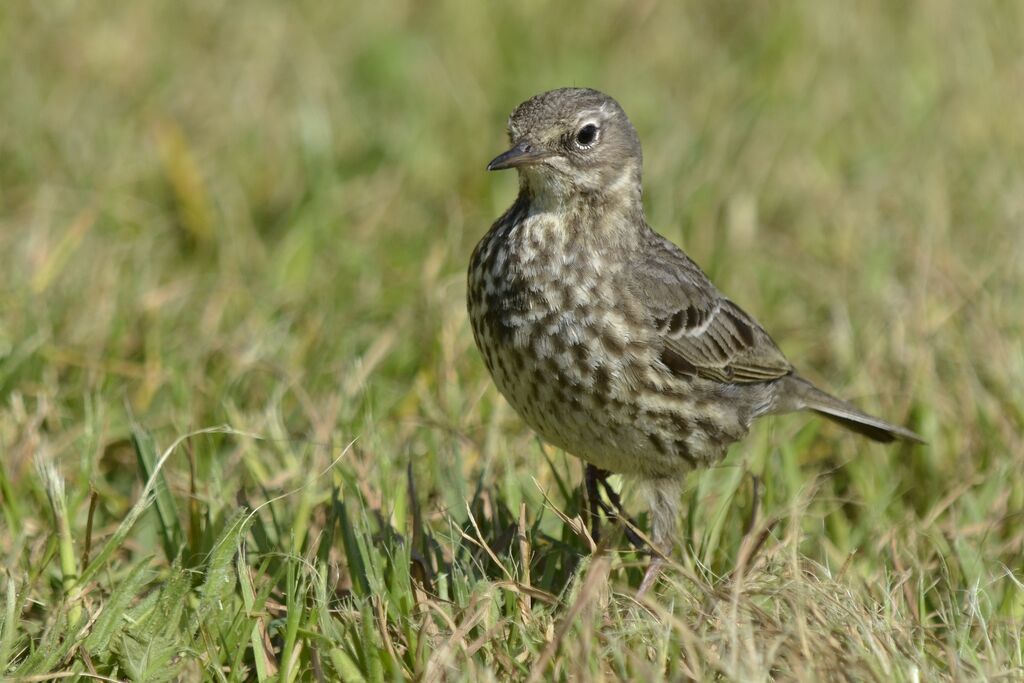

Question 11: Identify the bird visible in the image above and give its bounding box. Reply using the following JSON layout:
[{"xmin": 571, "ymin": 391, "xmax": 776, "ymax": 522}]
[{"xmin": 467, "ymin": 87, "xmax": 922, "ymax": 592}]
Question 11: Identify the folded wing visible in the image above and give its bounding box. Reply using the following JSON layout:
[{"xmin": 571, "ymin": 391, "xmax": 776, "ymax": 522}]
[{"xmin": 629, "ymin": 235, "xmax": 793, "ymax": 384}]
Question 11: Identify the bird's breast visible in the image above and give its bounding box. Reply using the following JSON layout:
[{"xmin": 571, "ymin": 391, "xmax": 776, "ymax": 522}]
[
  {"xmin": 470, "ymin": 214, "xmax": 644, "ymax": 376},
  {"xmin": 469, "ymin": 216, "xmax": 657, "ymax": 444}
]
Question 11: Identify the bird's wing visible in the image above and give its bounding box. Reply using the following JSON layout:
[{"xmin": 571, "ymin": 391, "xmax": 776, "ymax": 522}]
[{"xmin": 628, "ymin": 235, "xmax": 793, "ymax": 384}]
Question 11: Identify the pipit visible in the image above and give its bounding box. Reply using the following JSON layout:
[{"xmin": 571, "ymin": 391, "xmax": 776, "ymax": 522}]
[{"xmin": 467, "ymin": 88, "xmax": 922, "ymax": 591}]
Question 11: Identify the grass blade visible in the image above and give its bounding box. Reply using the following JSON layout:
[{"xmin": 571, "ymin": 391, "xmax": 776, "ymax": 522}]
[{"xmin": 130, "ymin": 416, "xmax": 184, "ymax": 562}]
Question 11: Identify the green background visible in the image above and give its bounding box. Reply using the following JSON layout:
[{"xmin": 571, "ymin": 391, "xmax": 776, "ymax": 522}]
[{"xmin": 1, "ymin": 1, "xmax": 1022, "ymax": 680}]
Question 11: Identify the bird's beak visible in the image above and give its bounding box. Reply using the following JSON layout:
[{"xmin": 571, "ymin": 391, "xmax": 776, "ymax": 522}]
[{"xmin": 486, "ymin": 142, "xmax": 549, "ymax": 171}]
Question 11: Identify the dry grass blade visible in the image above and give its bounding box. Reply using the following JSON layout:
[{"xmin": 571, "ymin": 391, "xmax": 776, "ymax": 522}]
[
  {"xmin": 527, "ymin": 550, "xmax": 613, "ymax": 683},
  {"xmin": 1, "ymin": 2, "xmax": 1021, "ymax": 679}
]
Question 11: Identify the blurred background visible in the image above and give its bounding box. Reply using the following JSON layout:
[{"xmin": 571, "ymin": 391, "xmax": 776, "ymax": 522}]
[{"xmin": 1, "ymin": 1, "xmax": 1023, "ymax": 679}]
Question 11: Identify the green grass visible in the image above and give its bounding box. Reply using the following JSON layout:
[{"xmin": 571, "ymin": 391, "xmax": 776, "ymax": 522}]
[{"xmin": 2, "ymin": 1, "xmax": 1023, "ymax": 680}]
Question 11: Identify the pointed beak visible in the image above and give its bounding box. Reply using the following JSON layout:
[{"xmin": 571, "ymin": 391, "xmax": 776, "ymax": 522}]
[{"xmin": 486, "ymin": 142, "xmax": 549, "ymax": 171}]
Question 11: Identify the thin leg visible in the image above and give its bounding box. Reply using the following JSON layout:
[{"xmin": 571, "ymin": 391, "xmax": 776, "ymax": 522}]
[
  {"xmin": 638, "ymin": 556, "xmax": 665, "ymax": 596},
  {"xmin": 584, "ymin": 464, "xmax": 604, "ymax": 543},
  {"xmin": 637, "ymin": 477, "xmax": 682, "ymax": 596},
  {"xmin": 584, "ymin": 465, "xmax": 647, "ymax": 550},
  {"xmin": 594, "ymin": 473, "xmax": 646, "ymax": 549}
]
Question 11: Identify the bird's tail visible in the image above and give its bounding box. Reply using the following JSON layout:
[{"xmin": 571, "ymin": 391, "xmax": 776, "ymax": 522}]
[{"xmin": 778, "ymin": 375, "xmax": 924, "ymax": 444}]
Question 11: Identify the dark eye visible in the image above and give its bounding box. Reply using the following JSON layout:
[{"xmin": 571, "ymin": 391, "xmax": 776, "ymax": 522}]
[{"xmin": 575, "ymin": 123, "xmax": 599, "ymax": 147}]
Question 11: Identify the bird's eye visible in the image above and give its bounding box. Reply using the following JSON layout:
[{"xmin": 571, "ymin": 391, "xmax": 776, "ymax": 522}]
[{"xmin": 575, "ymin": 123, "xmax": 599, "ymax": 148}]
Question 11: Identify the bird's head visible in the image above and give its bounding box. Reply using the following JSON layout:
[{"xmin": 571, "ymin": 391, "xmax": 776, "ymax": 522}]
[{"xmin": 488, "ymin": 88, "xmax": 643, "ymax": 205}]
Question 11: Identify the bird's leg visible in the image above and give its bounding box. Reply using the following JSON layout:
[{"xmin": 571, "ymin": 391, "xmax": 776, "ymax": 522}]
[
  {"xmin": 594, "ymin": 472, "xmax": 646, "ymax": 550},
  {"xmin": 638, "ymin": 557, "xmax": 665, "ymax": 596},
  {"xmin": 583, "ymin": 465, "xmax": 646, "ymax": 550},
  {"xmin": 583, "ymin": 464, "xmax": 605, "ymax": 543},
  {"xmin": 638, "ymin": 477, "xmax": 682, "ymax": 596}
]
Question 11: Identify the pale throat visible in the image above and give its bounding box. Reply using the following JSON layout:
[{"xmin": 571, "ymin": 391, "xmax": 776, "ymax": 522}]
[
  {"xmin": 519, "ymin": 160, "xmax": 643, "ymax": 216},
  {"xmin": 511, "ymin": 161, "xmax": 646, "ymax": 262}
]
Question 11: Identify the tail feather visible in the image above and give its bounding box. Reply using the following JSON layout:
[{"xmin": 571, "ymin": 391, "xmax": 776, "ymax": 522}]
[{"xmin": 780, "ymin": 375, "xmax": 924, "ymax": 444}]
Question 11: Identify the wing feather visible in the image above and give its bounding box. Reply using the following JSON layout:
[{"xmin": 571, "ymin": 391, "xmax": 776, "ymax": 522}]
[{"xmin": 629, "ymin": 233, "xmax": 793, "ymax": 384}]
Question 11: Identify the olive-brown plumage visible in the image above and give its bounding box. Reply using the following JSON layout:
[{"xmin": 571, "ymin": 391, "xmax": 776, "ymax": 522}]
[{"xmin": 468, "ymin": 88, "xmax": 921, "ymax": 588}]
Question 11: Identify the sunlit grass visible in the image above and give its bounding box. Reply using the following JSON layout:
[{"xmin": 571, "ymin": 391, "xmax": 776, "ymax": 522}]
[{"xmin": 1, "ymin": 1, "xmax": 1022, "ymax": 680}]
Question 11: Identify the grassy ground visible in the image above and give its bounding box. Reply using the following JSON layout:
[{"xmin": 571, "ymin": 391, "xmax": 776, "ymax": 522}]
[{"xmin": 2, "ymin": 1, "xmax": 1023, "ymax": 680}]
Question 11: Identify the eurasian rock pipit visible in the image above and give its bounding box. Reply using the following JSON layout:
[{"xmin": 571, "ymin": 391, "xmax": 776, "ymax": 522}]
[{"xmin": 467, "ymin": 88, "xmax": 922, "ymax": 591}]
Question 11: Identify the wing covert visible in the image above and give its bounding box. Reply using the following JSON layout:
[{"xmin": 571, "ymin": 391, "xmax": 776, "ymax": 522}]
[{"xmin": 629, "ymin": 236, "xmax": 793, "ymax": 384}]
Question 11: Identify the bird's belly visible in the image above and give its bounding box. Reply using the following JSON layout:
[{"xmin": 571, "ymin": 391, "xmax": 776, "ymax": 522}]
[{"xmin": 469, "ymin": 290, "xmax": 712, "ymax": 477}]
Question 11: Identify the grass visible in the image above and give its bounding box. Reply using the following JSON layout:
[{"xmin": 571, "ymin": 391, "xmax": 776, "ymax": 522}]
[{"xmin": 1, "ymin": 0, "xmax": 1023, "ymax": 680}]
